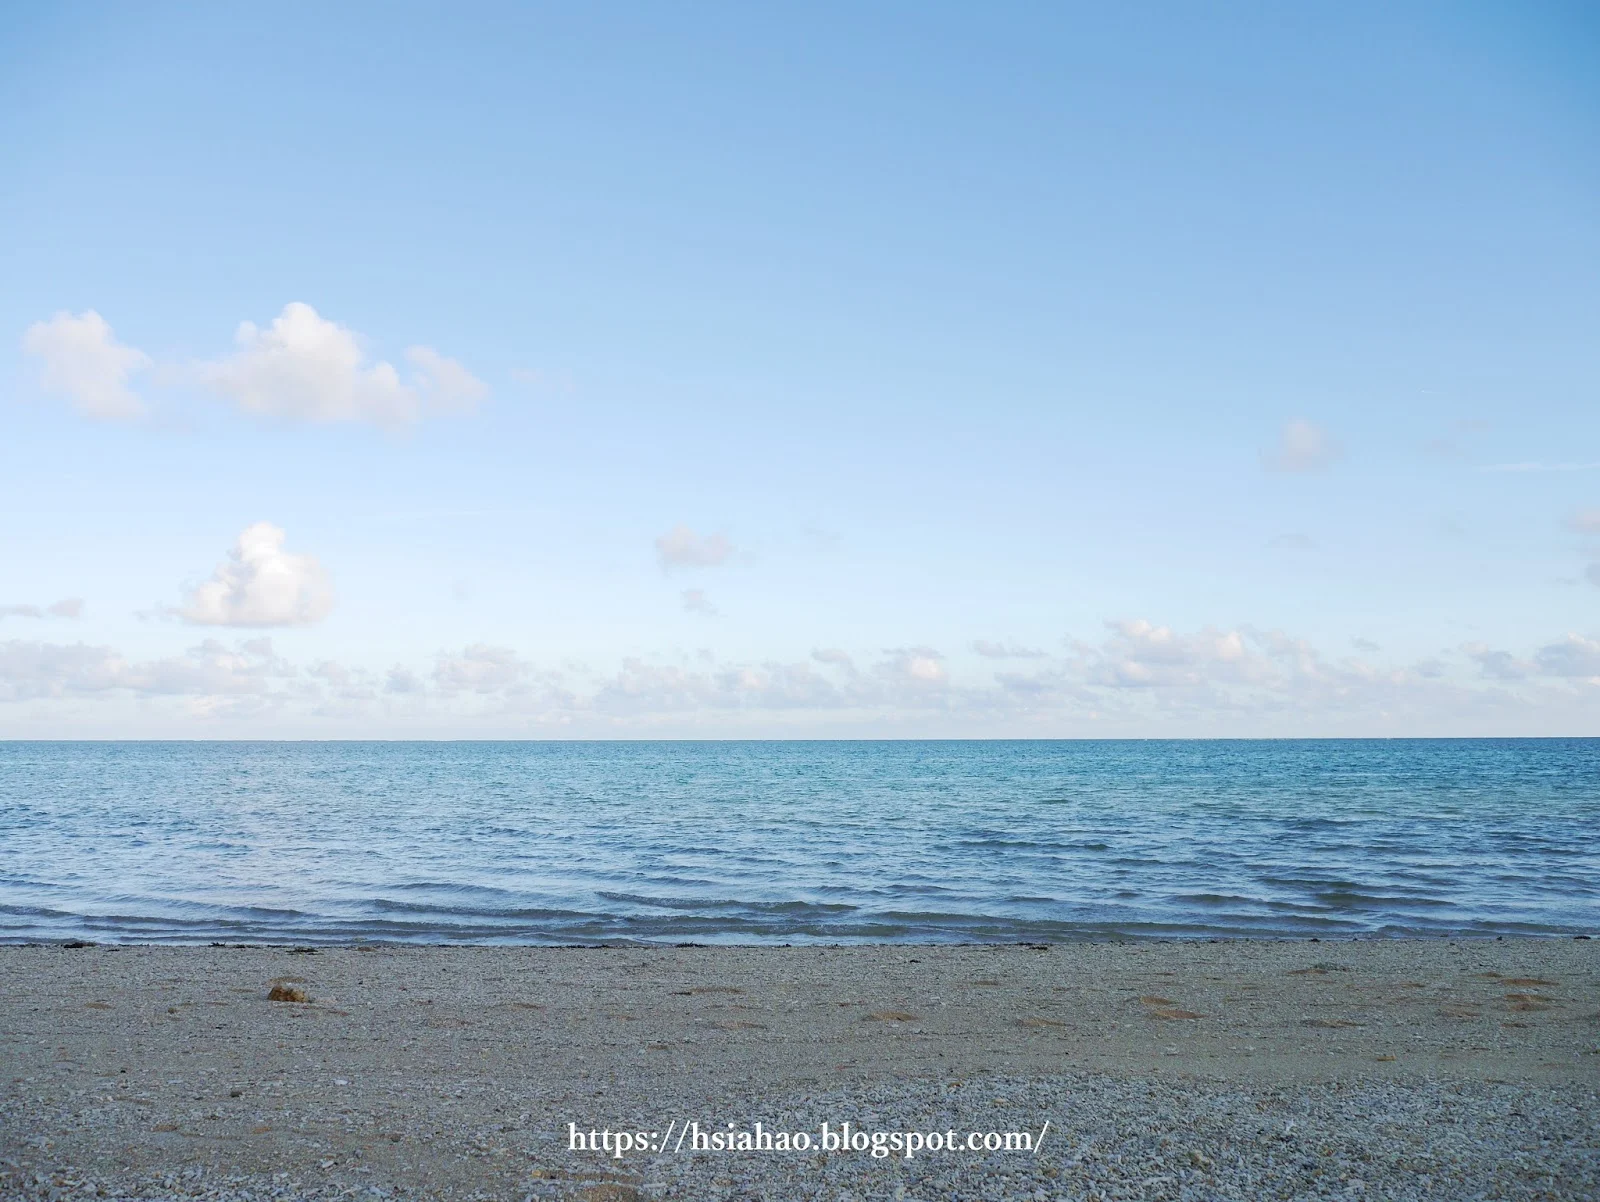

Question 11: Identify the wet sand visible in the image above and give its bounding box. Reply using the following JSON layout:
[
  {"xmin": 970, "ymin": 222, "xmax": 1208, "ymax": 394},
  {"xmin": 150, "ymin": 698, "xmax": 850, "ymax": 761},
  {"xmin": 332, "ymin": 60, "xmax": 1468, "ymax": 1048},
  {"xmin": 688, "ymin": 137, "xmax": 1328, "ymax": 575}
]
[{"xmin": 2, "ymin": 939, "xmax": 1596, "ymax": 1199}]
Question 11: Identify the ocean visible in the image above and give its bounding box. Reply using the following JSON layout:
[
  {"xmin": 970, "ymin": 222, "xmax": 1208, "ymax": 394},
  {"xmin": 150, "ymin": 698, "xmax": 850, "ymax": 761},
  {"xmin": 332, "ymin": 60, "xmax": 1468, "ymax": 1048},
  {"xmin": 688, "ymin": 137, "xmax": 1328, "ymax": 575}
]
[{"xmin": 1, "ymin": 739, "xmax": 1595, "ymax": 944}]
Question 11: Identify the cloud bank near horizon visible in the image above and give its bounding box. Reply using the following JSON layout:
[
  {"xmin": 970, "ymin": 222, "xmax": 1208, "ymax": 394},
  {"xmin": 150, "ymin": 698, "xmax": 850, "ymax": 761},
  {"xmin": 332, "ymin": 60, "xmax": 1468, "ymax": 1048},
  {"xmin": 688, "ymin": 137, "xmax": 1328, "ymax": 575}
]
[{"xmin": 3, "ymin": 617, "xmax": 1596, "ymax": 737}]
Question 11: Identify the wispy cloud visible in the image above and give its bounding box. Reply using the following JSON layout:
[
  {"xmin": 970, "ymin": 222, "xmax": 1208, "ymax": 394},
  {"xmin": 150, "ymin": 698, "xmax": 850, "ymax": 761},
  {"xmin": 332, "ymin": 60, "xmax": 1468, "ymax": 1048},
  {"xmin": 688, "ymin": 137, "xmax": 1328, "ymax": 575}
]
[
  {"xmin": 1568, "ymin": 510, "xmax": 1600, "ymax": 534},
  {"xmin": 1481, "ymin": 461, "xmax": 1600, "ymax": 473},
  {"xmin": 681, "ymin": 588, "xmax": 719, "ymax": 616},
  {"xmin": 1262, "ymin": 419, "xmax": 1341, "ymax": 473},
  {"xmin": 972, "ymin": 639, "xmax": 1046, "ymax": 659},
  {"xmin": 655, "ymin": 524, "xmax": 734, "ymax": 570},
  {"xmin": 0, "ymin": 599, "xmax": 84, "ymax": 621}
]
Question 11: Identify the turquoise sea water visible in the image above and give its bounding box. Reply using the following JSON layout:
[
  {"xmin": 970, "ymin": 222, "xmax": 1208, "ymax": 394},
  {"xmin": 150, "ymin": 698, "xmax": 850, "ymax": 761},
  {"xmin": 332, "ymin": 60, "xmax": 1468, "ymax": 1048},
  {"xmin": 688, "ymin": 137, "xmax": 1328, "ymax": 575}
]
[{"xmin": 0, "ymin": 740, "xmax": 1595, "ymax": 944}]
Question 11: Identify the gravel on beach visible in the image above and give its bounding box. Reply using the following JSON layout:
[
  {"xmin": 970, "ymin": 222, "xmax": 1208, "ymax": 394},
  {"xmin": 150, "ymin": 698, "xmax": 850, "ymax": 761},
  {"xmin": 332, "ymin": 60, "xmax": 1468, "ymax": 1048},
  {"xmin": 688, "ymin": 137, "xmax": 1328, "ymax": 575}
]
[{"xmin": 2, "ymin": 939, "xmax": 1596, "ymax": 1200}]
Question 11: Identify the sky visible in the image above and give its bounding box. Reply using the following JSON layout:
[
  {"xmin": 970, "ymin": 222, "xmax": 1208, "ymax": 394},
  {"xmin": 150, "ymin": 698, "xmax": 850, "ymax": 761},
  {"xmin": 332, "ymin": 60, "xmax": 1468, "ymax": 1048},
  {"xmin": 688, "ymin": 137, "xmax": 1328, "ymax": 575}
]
[{"xmin": 2, "ymin": 1, "xmax": 1598, "ymax": 738}]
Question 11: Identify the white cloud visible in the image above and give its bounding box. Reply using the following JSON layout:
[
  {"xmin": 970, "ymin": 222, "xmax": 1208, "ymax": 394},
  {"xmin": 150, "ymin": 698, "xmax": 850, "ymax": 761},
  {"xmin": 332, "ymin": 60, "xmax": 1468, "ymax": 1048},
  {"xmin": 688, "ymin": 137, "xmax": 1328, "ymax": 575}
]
[
  {"xmin": 972, "ymin": 639, "xmax": 1046, "ymax": 659},
  {"xmin": 593, "ymin": 657, "xmax": 845, "ymax": 715},
  {"xmin": 304, "ymin": 660, "xmax": 378, "ymax": 703},
  {"xmin": 0, "ymin": 598, "xmax": 83, "ymax": 621},
  {"xmin": 432, "ymin": 644, "xmax": 532, "ymax": 694},
  {"xmin": 593, "ymin": 659, "xmax": 713, "ymax": 713},
  {"xmin": 427, "ymin": 645, "xmax": 579, "ymax": 717},
  {"xmin": 21, "ymin": 310, "xmax": 150, "ymax": 420},
  {"xmin": 8, "ymin": 620, "xmax": 1600, "ymax": 734},
  {"xmin": 405, "ymin": 346, "xmax": 489, "ymax": 411},
  {"xmin": 681, "ymin": 588, "xmax": 719, "ymax": 616},
  {"xmin": 1565, "ymin": 510, "xmax": 1600, "ymax": 587},
  {"xmin": 180, "ymin": 522, "xmax": 333, "ymax": 628},
  {"xmin": 309, "ymin": 660, "xmax": 356, "ymax": 687},
  {"xmin": 1085, "ymin": 619, "xmax": 1260, "ymax": 689},
  {"xmin": 1463, "ymin": 634, "xmax": 1600, "ymax": 683},
  {"xmin": 655, "ymin": 524, "xmax": 733, "ymax": 569},
  {"xmin": 1532, "ymin": 634, "xmax": 1600, "ymax": 679},
  {"xmin": 0, "ymin": 637, "xmax": 290, "ymax": 703},
  {"xmin": 386, "ymin": 665, "xmax": 422, "ymax": 694},
  {"xmin": 1263, "ymin": 419, "xmax": 1341, "ymax": 473},
  {"xmin": 0, "ymin": 641, "xmax": 124, "ymax": 699},
  {"xmin": 1462, "ymin": 642, "xmax": 1531, "ymax": 680},
  {"xmin": 1483, "ymin": 461, "xmax": 1600, "ymax": 473},
  {"xmin": 875, "ymin": 646, "xmax": 948, "ymax": 687},
  {"xmin": 310, "ymin": 662, "xmax": 364, "ymax": 691},
  {"xmin": 199, "ymin": 302, "xmax": 484, "ymax": 427},
  {"xmin": 811, "ymin": 648, "xmax": 854, "ymax": 668}
]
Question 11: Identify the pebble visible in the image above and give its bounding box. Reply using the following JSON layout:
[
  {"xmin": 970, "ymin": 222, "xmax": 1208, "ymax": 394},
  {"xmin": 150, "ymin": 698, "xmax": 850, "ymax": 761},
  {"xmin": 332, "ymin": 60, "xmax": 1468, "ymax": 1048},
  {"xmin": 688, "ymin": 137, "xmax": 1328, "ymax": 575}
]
[{"xmin": 4, "ymin": 1073, "xmax": 1596, "ymax": 1200}]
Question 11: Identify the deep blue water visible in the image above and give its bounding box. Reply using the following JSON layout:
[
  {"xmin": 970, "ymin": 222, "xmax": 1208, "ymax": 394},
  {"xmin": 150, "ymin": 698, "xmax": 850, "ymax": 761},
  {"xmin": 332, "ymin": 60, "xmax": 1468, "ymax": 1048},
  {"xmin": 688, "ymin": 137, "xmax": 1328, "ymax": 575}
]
[{"xmin": 1, "ymin": 740, "xmax": 1595, "ymax": 944}]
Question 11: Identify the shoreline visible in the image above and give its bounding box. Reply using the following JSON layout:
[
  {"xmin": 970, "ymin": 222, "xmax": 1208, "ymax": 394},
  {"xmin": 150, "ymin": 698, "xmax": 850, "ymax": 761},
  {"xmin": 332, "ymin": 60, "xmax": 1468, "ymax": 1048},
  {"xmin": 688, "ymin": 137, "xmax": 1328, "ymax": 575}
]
[
  {"xmin": 3, "ymin": 939, "xmax": 1595, "ymax": 1198},
  {"xmin": 8, "ymin": 931, "xmax": 1594, "ymax": 949}
]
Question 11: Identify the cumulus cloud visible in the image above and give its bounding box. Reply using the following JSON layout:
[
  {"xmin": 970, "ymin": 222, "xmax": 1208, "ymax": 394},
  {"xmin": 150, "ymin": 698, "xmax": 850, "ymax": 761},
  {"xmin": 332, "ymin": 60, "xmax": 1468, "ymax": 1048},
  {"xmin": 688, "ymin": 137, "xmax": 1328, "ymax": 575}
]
[
  {"xmin": 21, "ymin": 311, "xmax": 150, "ymax": 420},
  {"xmin": 199, "ymin": 303, "xmax": 484, "ymax": 427},
  {"xmin": 593, "ymin": 657, "xmax": 844, "ymax": 715},
  {"xmin": 180, "ymin": 523, "xmax": 333, "ymax": 628},
  {"xmin": 303, "ymin": 659, "xmax": 379, "ymax": 703},
  {"xmin": 426, "ymin": 645, "xmax": 580, "ymax": 717},
  {"xmin": 655, "ymin": 524, "xmax": 733, "ymax": 570},
  {"xmin": 1012, "ymin": 618, "xmax": 1471, "ymax": 721},
  {"xmin": 875, "ymin": 646, "xmax": 948, "ymax": 687},
  {"xmin": 7, "ymin": 620, "xmax": 1600, "ymax": 732},
  {"xmin": 1462, "ymin": 643, "xmax": 1531, "ymax": 680},
  {"xmin": 1263, "ymin": 419, "xmax": 1341, "ymax": 473},
  {"xmin": 0, "ymin": 641, "xmax": 126, "ymax": 700},
  {"xmin": 386, "ymin": 666, "xmax": 422, "ymax": 694},
  {"xmin": 1532, "ymin": 634, "xmax": 1600, "ymax": 679},
  {"xmin": 432, "ymin": 644, "xmax": 532, "ymax": 694},
  {"xmin": 310, "ymin": 660, "xmax": 353, "ymax": 685},
  {"xmin": 681, "ymin": 588, "xmax": 719, "ymax": 616},
  {"xmin": 588, "ymin": 647, "xmax": 972, "ymax": 717},
  {"xmin": 1565, "ymin": 510, "xmax": 1600, "ymax": 587},
  {"xmin": 1461, "ymin": 634, "xmax": 1600, "ymax": 683},
  {"xmin": 972, "ymin": 639, "xmax": 1045, "ymax": 659},
  {"xmin": 0, "ymin": 598, "xmax": 83, "ymax": 621},
  {"xmin": 1085, "ymin": 619, "xmax": 1259, "ymax": 689}
]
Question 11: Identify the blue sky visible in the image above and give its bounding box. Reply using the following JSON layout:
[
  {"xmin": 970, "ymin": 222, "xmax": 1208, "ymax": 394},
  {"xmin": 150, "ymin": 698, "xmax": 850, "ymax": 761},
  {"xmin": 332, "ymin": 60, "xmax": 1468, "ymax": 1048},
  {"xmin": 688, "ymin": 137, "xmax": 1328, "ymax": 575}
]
[{"xmin": 2, "ymin": 1, "xmax": 1598, "ymax": 736}]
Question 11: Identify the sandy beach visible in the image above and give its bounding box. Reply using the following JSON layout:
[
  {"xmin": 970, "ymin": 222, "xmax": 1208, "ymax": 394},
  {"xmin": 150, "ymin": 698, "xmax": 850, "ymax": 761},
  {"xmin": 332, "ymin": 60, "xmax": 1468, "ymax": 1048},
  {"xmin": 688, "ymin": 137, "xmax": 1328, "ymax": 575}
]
[{"xmin": 2, "ymin": 938, "xmax": 1596, "ymax": 1200}]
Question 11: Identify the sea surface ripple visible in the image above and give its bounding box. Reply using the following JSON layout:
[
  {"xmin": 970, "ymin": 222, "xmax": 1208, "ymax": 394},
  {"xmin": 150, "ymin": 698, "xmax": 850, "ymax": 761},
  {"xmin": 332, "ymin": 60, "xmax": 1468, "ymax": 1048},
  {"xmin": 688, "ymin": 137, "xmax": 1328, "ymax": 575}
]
[{"xmin": 1, "ymin": 739, "xmax": 1595, "ymax": 944}]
